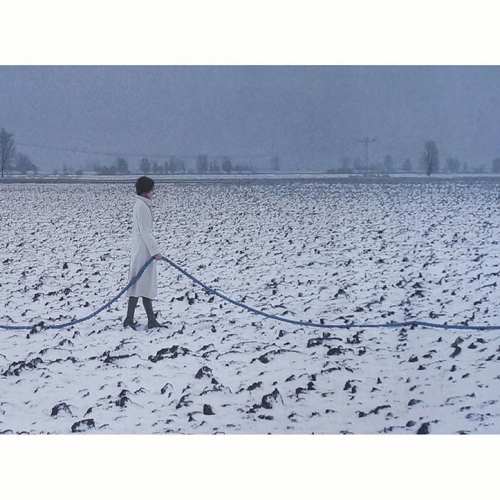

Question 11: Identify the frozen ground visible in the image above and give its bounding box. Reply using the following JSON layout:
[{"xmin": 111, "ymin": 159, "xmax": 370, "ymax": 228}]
[{"xmin": 2, "ymin": 177, "xmax": 500, "ymax": 434}]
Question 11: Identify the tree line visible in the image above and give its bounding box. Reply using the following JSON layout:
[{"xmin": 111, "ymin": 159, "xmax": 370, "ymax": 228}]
[
  {"xmin": 0, "ymin": 128, "xmax": 269, "ymax": 177},
  {"xmin": 329, "ymin": 140, "xmax": 494, "ymax": 176},
  {"xmin": 0, "ymin": 127, "xmax": 499, "ymax": 177},
  {"xmin": 89, "ymin": 155, "xmax": 259, "ymax": 176}
]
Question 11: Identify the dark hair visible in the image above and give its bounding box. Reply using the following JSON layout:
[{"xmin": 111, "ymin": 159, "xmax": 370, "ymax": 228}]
[{"xmin": 136, "ymin": 176, "xmax": 155, "ymax": 196}]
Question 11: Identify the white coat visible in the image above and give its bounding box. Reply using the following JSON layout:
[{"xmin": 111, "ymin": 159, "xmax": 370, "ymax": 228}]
[{"xmin": 126, "ymin": 195, "xmax": 161, "ymax": 299}]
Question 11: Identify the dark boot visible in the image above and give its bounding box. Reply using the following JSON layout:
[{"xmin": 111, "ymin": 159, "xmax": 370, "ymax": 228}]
[
  {"xmin": 142, "ymin": 297, "xmax": 167, "ymax": 329},
  {"xmin": 123, "ymin": 297, "xmax": 139, "ymax": 330}
]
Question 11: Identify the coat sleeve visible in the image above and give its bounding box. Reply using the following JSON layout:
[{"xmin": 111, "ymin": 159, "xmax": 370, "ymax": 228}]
[{"xmin": 137, "ymin": 203, "xmax": 161, "ymax": 257}]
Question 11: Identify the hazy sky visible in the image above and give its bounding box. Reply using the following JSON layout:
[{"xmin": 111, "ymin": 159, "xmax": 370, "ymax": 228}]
[{"xmin": 1, "ymin": 65, "xmax": 500, "ymax": 172}]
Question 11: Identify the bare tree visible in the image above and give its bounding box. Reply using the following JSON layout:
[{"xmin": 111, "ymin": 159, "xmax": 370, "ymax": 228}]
[
  {"xmin": 402, "ymin": 158, "xmax": 412, "ymax": 173},
  {"xmin": 221, "ymin": 157, "xmax": 232, "ymax": 174},
  {"xmin": 446, "ymin": 156, "xmax": 461, "ymax": 174},
  {"xmin": 115, "ymin": 157, "xmax": 129, "ymax": 174},
  {"xmin": 196, "ymin": 155, "xmax": 208, "ymax": 174},
  {"xmin": 209, "ymin": 159, "xmax": 220, "ymax": 174},
  {"xmin": 16, "ymin": 152, "xmax": 37, "ymax": 174},
  {"xmin": 139, "ymin": 158, "xmax": 151, "ymax": 174},
  {"xmin": 0, "ymin": 129, "xmax": 15, "ymax": 177},
  {"xmin": 422, "ymin": 140, "xmax": 439, "ymax": 176},
  {"xmin": 383, "ymin": 155, "xmax": 393, "ymax": 173}
]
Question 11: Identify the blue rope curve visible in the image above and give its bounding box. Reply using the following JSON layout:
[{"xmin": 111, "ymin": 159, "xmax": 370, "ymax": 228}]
[
  {"xmin": 0, "ymin": 258, "xmax": 155, "ymax": 331},
  {"xmin": 0, "ymin": 255, "xmax": 498, "ymax": 331},
  {"xmin": 160, "ymin": 256, "xmax": 499, "ymax": 332}
]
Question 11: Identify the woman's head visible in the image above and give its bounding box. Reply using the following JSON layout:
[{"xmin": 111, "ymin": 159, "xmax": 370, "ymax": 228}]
[{"xmin": 136, "ymin": 176, "xmax": 155, "ymax": 197}]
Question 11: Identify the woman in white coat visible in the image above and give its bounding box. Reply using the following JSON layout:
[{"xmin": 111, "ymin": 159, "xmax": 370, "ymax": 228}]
[{"xmin": 123, "ymin": 176, "xmax": 166, "ymax": 329}]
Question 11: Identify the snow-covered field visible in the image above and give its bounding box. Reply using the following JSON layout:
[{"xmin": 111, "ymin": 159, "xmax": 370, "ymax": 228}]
[{"xmin": 2, "ymin": 177, "xmax": 500, "ymax": 435}]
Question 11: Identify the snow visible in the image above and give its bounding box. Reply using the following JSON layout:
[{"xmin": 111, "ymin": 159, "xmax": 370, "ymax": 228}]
[
  {"xmin": 2, "ymin": 177, "xmax": 500, "ymax": 437},
  {"xmin": 3, "ymin": 176, "xmax": 500, "ymax": 496}
]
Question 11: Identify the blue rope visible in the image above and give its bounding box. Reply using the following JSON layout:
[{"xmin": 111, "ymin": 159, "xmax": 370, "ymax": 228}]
[
  {"xmin": 0, "ymin": 255, "xmax": 498, "ymax": 331},
  {"xmin": 160, "ymin": 256, "xmax": 499, "ymax": 332},
  {"xmin": 0, "ymin": 258, "xmax": 155, "ymax": 331}
]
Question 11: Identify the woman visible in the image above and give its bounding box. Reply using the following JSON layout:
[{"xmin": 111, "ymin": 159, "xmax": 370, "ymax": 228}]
[{"xmin": 123, "ymin": 176, "xmax": 166, "ymax": 329}]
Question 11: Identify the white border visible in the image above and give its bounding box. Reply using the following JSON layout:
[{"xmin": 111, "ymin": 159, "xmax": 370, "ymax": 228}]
[{"xmin": 1, "ymin": 1, "xmax": 498, "ymax": 498}]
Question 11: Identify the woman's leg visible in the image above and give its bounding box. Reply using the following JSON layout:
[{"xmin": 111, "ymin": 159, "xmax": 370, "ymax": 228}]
[
  {"xmin": 123, "ymin": 296, "xmax": 139, "ymax": 329},
  {"xmin": 142, "ymin": 297, "xmax": 167, "ymax": 328}
]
